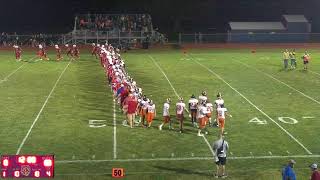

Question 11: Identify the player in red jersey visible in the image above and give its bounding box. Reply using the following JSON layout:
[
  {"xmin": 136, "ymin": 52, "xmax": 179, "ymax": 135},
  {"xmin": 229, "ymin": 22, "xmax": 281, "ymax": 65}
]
[
  {"xmin": 13, "ymin": 45, "xmax": 22, "ymax": 61},
  {"xmin": 55, "ymin": 45, "xmax": 63, "ymax": 61},
  {"xmin": 37, "ymin": 44, "xmax": 49, "ymax": 61},
  {"xmin": 91, "ymin": 43, "xmax": 98, "ymax": 59},
  {"xmin": 72, "ymin": 44, "xmax": 80, "ymax": 59},
  {"xmin": 65, "ymin": 44, "xmax": 72, "ymax": 58}
]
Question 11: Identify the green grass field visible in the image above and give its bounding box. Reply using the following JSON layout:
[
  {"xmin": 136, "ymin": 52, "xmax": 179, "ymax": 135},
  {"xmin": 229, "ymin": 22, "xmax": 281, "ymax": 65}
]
[{"xmin": 0, "ymin": 48, "xmax": 319, "ymax": 180}]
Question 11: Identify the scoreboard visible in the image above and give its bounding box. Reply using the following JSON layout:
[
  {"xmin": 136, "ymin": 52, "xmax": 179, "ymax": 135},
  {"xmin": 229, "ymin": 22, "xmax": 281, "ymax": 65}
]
[{"xmin": 1, "ymin": 155, "xmax": 54, "ymax": 178}]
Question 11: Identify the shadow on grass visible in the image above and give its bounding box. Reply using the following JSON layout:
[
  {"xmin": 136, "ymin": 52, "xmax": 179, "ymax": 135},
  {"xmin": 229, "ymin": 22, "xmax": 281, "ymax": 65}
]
[{"xmin": 153, "ymin": 165, "xmax": 211, "ymax": 177}]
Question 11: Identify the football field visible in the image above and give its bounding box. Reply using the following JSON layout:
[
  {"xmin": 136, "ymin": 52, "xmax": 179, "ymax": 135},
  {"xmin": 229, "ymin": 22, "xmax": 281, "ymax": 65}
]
[{"xmin": 0, "ymin": 48, "xmax": 320, "ymax": 180}]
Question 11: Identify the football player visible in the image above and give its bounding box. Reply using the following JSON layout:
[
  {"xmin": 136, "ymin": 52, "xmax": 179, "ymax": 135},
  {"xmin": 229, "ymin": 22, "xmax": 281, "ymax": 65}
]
[
  {"xmin": 188, "ymin": 94, "xmax": 199, "ymax": 127},
  {"xmin": 176, "ymin": 97, "xmax": 186, "ymax": 133},
  {"xmin": 55, "ymin": 45, "xmax": 63, "ymax": 61},
  {"xmin": 159, "ymin": 98, "xmax": 171, "ymax": 130},
  {"xmin": 146, "ymin": 100, "xmax": 156, "ymax": 128}
]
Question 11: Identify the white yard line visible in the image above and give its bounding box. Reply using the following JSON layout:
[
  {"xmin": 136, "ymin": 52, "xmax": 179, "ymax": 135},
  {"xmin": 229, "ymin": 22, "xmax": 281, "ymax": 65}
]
[
  {"xmin": 55, "ymin": 154, "xmax": 320, "ymax": 164},
  {"xmin": 148, "ymin": 55, "xmax": 182, "ymax": 98},
  {"xmin": 0, "ymin": 63, "xmax": 26, "ymax": 83},
  {"xmin": 16, "ymin": 61, "xmax": 72, "ymax": 155},
  {"xmin": 234, "ymin": 59, "xmax": 320, "ymax": 105},
  {"xmin": 191, "ymin": 57, "xmax": 312, "ymax": 155},
  {"xmin": 113, "ymin": 100, "xmax": 117, "ymax": 159},
  {"xmin": 309, "ymin": 70, "xmax": 320, "ymax": 77},
  {"xmin": 148, "ymin": 55, "xmax": 216, "ymax": 158}
]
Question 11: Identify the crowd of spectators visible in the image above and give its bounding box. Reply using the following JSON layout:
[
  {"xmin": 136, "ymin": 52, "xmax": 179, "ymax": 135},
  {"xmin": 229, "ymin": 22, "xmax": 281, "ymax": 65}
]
[
  {"xmin": 76, "ymin": 13, "xmax": 153, "ymax": 33},
  {"xmin": 0, "ymin": 32, "xmax": 62, "ymax": 47}
]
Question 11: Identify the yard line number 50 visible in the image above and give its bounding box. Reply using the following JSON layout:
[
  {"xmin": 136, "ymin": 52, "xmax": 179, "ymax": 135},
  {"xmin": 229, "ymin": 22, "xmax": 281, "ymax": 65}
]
[{"xmin": 249, "ymin": 117, "xmax": 298, "ymax": 125}]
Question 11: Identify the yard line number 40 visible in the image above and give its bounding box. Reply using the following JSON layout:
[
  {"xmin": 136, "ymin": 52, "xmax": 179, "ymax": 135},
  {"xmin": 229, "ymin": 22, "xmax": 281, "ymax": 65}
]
[{"xmin": 249, "ymin": 117, "xmax": 298, "ymax": 125}]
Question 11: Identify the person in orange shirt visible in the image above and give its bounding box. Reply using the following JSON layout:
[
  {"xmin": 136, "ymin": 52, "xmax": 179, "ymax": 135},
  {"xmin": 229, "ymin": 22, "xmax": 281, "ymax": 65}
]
[{"xmin": 146, "ymin": 100, "xmax": 156, "ymax": 128}]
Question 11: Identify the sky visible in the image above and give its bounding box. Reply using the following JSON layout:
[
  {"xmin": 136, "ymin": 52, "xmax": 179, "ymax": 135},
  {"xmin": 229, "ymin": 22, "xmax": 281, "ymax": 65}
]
[{"xmin": 0, "ymin": 0, "xmax": 319, "ymax": 34}]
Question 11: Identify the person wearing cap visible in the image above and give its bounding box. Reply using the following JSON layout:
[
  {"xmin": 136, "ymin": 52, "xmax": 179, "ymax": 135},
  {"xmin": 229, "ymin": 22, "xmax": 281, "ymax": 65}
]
[
  {"xmin": 213, "ymin": 134, "xmax": 229, "ymax": 178},
  {"xmin": 310, "ymin": 163, "xmax": 320, "ymax": 180},
  {"xmin": 282, "ymin": 159, "xmax": 296, "ymax": 180}
]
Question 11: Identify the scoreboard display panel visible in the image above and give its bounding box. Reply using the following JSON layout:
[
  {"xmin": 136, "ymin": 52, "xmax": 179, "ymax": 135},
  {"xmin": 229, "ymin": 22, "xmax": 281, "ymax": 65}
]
[{"xmin": 1, "ymin": 155, "xmax": 54, "ymax": 178}]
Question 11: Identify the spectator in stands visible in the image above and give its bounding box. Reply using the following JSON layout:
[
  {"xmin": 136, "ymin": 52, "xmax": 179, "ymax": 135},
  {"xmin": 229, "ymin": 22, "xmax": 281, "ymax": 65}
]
[{"xmin": 310, "ymin": 163, "xmax": 320, "ymax": 180}]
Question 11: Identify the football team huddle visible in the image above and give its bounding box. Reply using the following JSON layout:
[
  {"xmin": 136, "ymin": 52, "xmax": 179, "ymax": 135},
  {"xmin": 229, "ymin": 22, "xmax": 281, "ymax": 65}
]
[
  {"xmin": 13, "ymin": 44, "xmax": 80, "ymax": 61},
  {"xmin": 102, "ymin": 44, "xmax": 232, "ymax": 136}
]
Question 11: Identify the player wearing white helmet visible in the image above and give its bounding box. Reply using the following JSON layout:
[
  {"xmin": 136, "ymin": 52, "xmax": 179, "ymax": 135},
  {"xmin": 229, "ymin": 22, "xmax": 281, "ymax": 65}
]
[
  {"xmin": 159, "ymin": 98, "xmax": 171, "ymax": 130},
  {"xmin": 188, "ymin": 94, "xmax": 199, "ymax": 127},
  {"xmin": 176, "ymin": 97, "xmax": 186, "ymax": 133},
  {"xmin": 138, "ymin": 95, "xmax": 149, "ymax": 127},
  {"xmin": 91, "ymin": 43, "xmax": 98, "ymax": 58},
  {"xmin": 55, "ymin": 45, "xmax": 63, "ymax": 61},
  {"xmin": 65, "ymin": 44, "xmax": 72, "ymax": 58},
  {"xmin": 206, "ymin": 100, "xmax": 214, "ymax": 126},
  {"xmin": 38, "ymin": 44, "xmax": 49, "ymax": 61},
  {"xmin": 146, "ymin": 100, "xmax": 156, "ymax": 128},
  {"xmin": 216, "ymin": 104, "xmax": 232, "ymax": 135},
  {"xmin": 214, "ymin": 92, "xmax": 225, "ymax": 127},
  {"xmin": 13, "ymin": 45, "xmax": 22, "ymax": 61},
  {"xmin": 72, "ymin": 44, "xmax": 80, "ymax": 59},
  {"xmin": 197, "ymin": 100, "xmax": 209, "ymax": 136}
]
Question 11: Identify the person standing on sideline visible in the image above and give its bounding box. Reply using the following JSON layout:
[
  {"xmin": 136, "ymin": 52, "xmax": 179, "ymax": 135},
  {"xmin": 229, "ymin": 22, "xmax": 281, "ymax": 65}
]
[
  {"xmin": 283, "ymin": 49, "xmax": 290, "ymax": 70},
  {"xmin": 282, "ymin": 160, "xmax": 296, "ymax": 180},
  {"xmin": 290, "ymin": 49, "xmax": 297, "ymax": 69},
  {"xmin": 213, "ymin": 134, "xmax": 229, "ymax": 178},
  {"xmin": 310, "ymin": 163, "xmax": 320, "ymax": 180},
  {"xmin": 123, "ymin": 91, "xmax": 138, "ymax": 128}
]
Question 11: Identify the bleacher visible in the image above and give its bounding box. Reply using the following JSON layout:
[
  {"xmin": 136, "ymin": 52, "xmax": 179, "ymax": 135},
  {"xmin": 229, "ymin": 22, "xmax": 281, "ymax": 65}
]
[{"xmin": 66, "ymin": 13, "xmax": 160, "ymax": 47}]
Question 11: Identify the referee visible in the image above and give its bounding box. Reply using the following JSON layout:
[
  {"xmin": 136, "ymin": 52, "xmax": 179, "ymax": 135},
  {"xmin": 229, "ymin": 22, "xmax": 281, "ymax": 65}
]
[{"xmin": 213, "ymin": 134, "xmax": 229, "ymax": 178}]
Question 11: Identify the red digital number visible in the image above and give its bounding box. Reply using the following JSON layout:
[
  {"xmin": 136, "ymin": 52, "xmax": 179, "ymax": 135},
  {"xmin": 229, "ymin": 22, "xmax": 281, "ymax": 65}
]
[{"xmin": 112, "ymin": 168, "xmax": 124, "ymax": 178}]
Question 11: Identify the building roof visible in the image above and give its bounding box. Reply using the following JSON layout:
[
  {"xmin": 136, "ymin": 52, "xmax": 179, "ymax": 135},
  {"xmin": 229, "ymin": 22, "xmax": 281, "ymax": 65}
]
[
  {"xmin": 229, "ymin": 22, "xmax": 286, "ymax": 30},
  {"xmin": 282, "ymin": 15, "xmax": 308, "ymax": 23}
]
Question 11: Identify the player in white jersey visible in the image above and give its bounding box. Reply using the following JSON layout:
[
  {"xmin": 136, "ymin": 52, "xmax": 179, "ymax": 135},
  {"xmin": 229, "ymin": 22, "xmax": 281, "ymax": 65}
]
[
  {"xmin": 198, "ymin": 91, "xmax": 208, "ymax": 104},
  {"xmin": 138, "ymin": 96, "xmax": 149, "ymax": 127},
  {"xmin": 217, "ymin": 105, "xmax": 232, "ymax": 135},
  {"xmin": 159, "ymin": 98, "xmax": 171, "ymax": 130},
  {"xmin": 176, "ymin": 97, "xmax": 186, "ymax": 133},
  {"xmin": 197, "ymin": 101, "xmax": 209, "ymax": 136},
  {"xmin": 214, "ymin": 92, "xmax": 225, "ymax": 127},
  {"xmin": 146, "ymin": 100, "xmax": 156, "ymax": 128},
  {"xmin": 206, "ymin": 100, "xmax": 214, "ymax": 126},
  {"xmin": 188, "ymin": 94, "xmax": 199, "ymax": 126}
]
